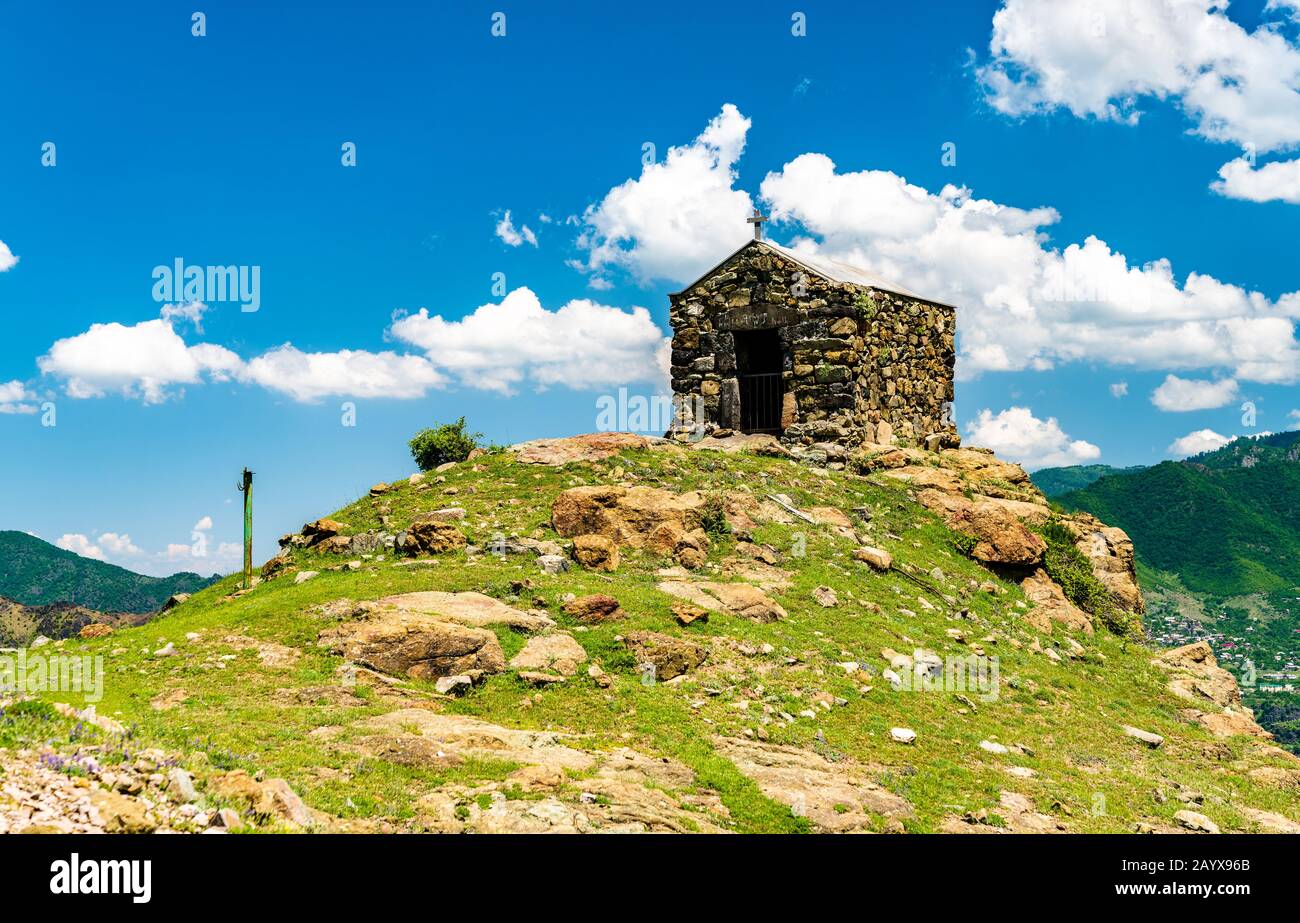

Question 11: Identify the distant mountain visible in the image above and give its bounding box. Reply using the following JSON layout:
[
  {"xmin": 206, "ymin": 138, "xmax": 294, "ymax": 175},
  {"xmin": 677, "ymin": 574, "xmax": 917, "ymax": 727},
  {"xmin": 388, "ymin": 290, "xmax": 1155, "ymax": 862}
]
[
  {"xmin": 1056, "ymin": 433, "xmax": 1300, "ymax": 598},
  {"xmin": 1030, "ymin": 463, "xmax": 1146, "ymax": 497},
  {"xmin": 0, "ymin": 530, "xmax": 219, "ymax": 613}
]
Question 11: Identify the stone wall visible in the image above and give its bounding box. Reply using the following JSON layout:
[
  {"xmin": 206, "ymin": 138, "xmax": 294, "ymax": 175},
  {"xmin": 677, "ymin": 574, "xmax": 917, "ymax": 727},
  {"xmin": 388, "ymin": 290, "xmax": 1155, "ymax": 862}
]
[{"xmin": 668, "ymin": 242, "xmax": 957, "ymax": 449}]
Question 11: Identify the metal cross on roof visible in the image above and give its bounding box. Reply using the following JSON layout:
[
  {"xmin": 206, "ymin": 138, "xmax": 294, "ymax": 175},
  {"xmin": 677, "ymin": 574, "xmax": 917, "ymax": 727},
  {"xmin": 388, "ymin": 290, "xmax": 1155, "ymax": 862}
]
[{"xmin": 746, "ymin": 208, "xmax": 768, "ymax": 241}]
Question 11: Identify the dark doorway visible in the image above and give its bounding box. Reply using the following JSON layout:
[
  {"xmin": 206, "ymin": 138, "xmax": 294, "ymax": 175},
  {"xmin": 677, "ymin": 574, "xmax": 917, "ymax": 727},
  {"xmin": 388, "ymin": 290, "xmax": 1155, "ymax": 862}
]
[{"xmin": 734, "ymin": 329, "xmax": 784, "ymax": 434}]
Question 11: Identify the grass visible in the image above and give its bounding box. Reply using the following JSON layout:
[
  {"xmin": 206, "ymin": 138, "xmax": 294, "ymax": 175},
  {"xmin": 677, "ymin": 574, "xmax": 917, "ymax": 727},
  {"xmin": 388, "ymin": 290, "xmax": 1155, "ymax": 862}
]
[{"xmin": 23, "ymin": 442, "xmax": 1300, "ymax": 833}]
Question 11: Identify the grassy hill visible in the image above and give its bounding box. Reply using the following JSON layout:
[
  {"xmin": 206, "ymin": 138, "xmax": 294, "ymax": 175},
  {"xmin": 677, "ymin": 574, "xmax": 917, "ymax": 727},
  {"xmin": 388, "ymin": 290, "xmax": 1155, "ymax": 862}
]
[
  {"xmin": 1031, "ymin": 464, "xmax": 1146, "ymax": 497},
  {"xmin": 0, "ymin": 530, "xmax": 218, "ymax": 613},
  {"xmin": 15, "ymin": 436, "xmax": 1298, "ymax": 834}
]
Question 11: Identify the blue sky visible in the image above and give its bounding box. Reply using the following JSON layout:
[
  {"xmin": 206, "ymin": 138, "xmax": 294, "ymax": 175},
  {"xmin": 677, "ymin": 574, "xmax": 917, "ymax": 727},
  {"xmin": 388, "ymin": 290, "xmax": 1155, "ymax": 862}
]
[{"xmin": 3, "ymin": 0, "xmax": 1299, "ymax": 576}]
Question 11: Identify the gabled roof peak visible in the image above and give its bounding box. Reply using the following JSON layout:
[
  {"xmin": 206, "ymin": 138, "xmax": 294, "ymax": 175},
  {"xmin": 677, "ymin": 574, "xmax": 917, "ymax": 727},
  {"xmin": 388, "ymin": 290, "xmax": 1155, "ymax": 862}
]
[{"xmin": 674, "ymin": 238, "xmax": 953, "ymax": 309}]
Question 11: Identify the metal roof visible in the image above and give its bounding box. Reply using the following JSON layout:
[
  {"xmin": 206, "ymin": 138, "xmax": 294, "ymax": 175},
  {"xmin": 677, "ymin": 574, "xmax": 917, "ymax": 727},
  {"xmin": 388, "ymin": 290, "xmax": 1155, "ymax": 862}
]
[{"xmin": 673, "ymin": 238, "xmax": 956, "ymax": 309}]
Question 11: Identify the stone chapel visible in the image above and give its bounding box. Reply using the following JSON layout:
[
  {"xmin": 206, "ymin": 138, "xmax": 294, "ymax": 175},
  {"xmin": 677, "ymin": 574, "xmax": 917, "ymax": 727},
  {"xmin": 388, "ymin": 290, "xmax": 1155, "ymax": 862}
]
[{"xmin": 667, "ymin": 212, "xmax": 958, "ymax": 451}]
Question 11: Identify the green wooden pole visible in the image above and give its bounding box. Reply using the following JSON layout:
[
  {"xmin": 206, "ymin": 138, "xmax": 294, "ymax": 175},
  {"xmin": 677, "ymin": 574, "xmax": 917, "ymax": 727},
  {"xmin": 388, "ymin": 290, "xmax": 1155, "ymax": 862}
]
[{"xmin": 239, "ymin": 468, "xmax": 253, "ymax": 589}]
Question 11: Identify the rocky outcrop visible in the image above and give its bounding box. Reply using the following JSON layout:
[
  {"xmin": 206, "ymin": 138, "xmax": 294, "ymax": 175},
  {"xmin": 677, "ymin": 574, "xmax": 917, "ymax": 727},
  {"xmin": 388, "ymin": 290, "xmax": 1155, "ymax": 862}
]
[
  {"xmin": 714, "ymin": 736, "xmax": 913, "ymax": 832},
  {"xmin": 1154, "ymin": 642, "xmax": 1271, "ymax": 739},
  {"xmin": 656, "ymin": 579, "xmax": 787, "ymax": 623},
  {"xmin": 350, "ymin": 710, "xmax": 728, "ymax": 833},
  {"xmin": 1021, "ymin": 569, "xmax": 1094, "ymax": 635},
  {"xmin": 318, "ymin": 608, "xmax": 505, "ymax": 680},
  {"xmin": 1062, "ymin": 514, "xmax": 1145, "ymax": 614},
  {"xmin": 918, "ymin": 489, "xmax": 1046, "ymax": 567},
  {"xmin": 857, "ymin": 439, "xmax": 1143, "ymax": 630},
  {"xmin": 551, "ymin": 485, "xmax": 705, "ymax": 547}
]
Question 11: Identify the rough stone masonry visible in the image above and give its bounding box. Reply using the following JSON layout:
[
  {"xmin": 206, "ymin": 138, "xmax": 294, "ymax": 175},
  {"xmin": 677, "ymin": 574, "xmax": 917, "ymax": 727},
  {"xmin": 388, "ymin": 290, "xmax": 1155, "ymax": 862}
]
[{"xmin": 667, "ymin": 238, "xmax": 958, "ymax": 451}]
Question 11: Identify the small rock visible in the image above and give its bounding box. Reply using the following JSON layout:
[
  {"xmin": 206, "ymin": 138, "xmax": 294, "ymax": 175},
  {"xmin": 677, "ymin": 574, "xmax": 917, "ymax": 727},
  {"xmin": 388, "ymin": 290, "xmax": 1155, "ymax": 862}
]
[
  {"xmin": 537, "ymin": 554, "xmax": 569, "ymax": 575},
  {"xmin": 672, "ymin": 603, "xmax": 708, "ymax": 626},
  {"xmin": 294, "ymin": 571, "xmax": 319, "ymax": 584},
  {"xmin": 153, "ymin": 642, "xmax": 177, "ymax": 657},
  {"xmin": 518, "ymin": 671, "xmax": 566, "ymax": 686},
  {"xmin": 812, "ymin": 585, "xmax": 839, "ymax": 608},
  {"xmin": 563, "ymin": 594, "xmax": 624, "ymax": 623},
  {"xmin": 1174, "ymin": 810, "xmax": 1220, "ymax": 834},
  {"xmin": 979, "ymin": 740, "xmax": 1009, "ymax": 755},
  {"xmin": 854, "ymin": 546, "xmax": 893, "ymax": 570},
  {"xmin": 890, "ymin": 727, "xmax": 917, "ymax": 745},
  {"xmin": 1121, "ymin": 725, "xmax": 1164, "ymax": 749},
  {"xmin": 168, "ymin": 767, "xmax": 198, "ymax": 803},
  {"xmin": 435, "ymin": 674, "xmax": 473, "ymax": 695}
]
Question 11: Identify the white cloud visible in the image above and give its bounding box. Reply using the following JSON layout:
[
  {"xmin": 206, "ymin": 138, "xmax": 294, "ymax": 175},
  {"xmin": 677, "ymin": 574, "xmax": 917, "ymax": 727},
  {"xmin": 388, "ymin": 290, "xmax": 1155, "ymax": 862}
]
[
  {"xmin": 160, "ymin": 300, "xmax": 210, "ymax": 331},
  {"xmin": 38, "ymin": 317, "xmax": 242, "ymax": 403},
  {"xmin": 563, "ymin": 104, "xmax": 1300, "ymax": 383},
  {"xmin": 40, "ymin": 286, "xmax": 669, "ymax": 404},
  {"xmin": 390, "ymin": 287, "xmax": 669, "ymax": 394},
  {"xmin": 977, "ymin": 0, "xmax": 1300, "ymax": 204},
  {"xmin": 0, "ymin": 379, "xmax": 36, "ymax": 414},
  {"xmin": 573, "ymin": 103, "xmax": 754, "ymax": 286},
  {"xmin": 193, "ymin": 515, "xmax": 213, "ymax": 531},
  {"xmin": 757, "ymin": 152, "xmax": 1300, "ymax": 383},
  {"xmin": 1150, "ymin": 374, "xmax": 1239, "ymax": 411},
  {"xmin": 0, "ymin": 240, "xmax": 16, "ymax": 272},
  {"xmin": 56, "ymin": 533, "xmax": 108, "ymax": 561},
  {"xmin": 1168, "ymin": 428, "xmax": 1232, "ymax": 457},
  {"xmin": 1212, "ymin": 155, "xmax": 1300, "ymax": 204},
  {"xmin": 56, "ymin": 528, "xmax": 240, "ymax": 577},
  {"xmin": 240, "ymin": 346, "xmax": 446, "ymax": 402},
  {"xmin": 979, "ymin": 0, "xmax": 1300, "ymax": 148},
  {"xmin": 1109, "ymin": 381, "xmax": 1128, "ymax": 398},
  {"xmin": 57, "ymin": 531, "xmax": 145, "ymax": 562},
  {"xmin": 495, "ymin": 210, "xmax": 538, "ymax": 247},
  {"xmin": 964, "ymin": 406, "xmax": 1101, "ymax": 470}
]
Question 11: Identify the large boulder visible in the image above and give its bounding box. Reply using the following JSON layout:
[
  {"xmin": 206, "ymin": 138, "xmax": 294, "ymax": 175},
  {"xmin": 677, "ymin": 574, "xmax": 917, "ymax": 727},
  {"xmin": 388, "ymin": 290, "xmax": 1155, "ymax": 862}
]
[
  {"xmin": 371, "ymin": 591, "xmax": 555, "ymax": 632},
  {"xmin": 399, "ymin": 513, "xmax": 467, "ymax": 555},
  {"xmin": 624, "ymin": 631, "xmax": 707, "ymax": 680},
  {"xmin": 551, "ymin": 486, "xmax": 705, "ymax": 548},
  {"xmin": 509, "ymin": 632, "xmax": 588, "ymax": 677},
  {"xmin": 318, "ymin": 608, "xmax": 505, "ymax": 680}
]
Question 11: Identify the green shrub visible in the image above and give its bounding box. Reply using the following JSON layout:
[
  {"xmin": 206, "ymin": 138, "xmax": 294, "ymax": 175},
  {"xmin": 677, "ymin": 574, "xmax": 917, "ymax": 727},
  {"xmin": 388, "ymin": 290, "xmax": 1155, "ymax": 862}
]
[
  {"xmin": 855, "ymin": 291, "xmax": 879, "ymax": 320},
  {"xmin": 408, "ymin": 417, "xmax": 481, "ymax": 471},
  {"xmin": 699, "ymin": 492, "xmax": 731, "ymax": 538}
]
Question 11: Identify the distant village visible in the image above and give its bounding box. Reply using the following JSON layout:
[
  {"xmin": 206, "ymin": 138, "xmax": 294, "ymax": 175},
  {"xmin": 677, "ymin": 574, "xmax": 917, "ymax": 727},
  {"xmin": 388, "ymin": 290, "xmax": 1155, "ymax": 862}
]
[{"xmin": 1148, "ymin": 596, "xmax": 1300, "ymax": 695}]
